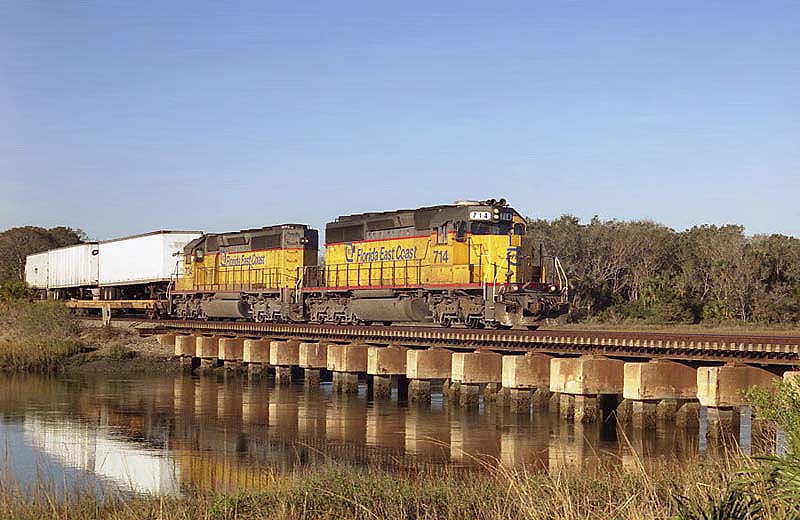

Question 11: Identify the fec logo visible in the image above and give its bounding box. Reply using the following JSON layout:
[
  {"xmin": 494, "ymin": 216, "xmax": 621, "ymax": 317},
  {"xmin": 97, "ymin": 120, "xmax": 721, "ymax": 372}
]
[
  {"xmin": 344, "ymin": 243, "xmax": 356, "ymax": 263},
  {"xmin": 506, "ymin": 247, "xmax": 520, "ymax": 267}
]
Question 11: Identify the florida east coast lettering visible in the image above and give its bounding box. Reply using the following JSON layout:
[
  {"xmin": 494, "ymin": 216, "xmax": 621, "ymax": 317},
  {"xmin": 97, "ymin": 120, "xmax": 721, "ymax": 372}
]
[
  {"xmin": 219, "ymin": 252, "xmax": 266, "ymax": 267},
  {"xmin": 345, "ymin": 244, "xmax": 418, "ymax": 263}
]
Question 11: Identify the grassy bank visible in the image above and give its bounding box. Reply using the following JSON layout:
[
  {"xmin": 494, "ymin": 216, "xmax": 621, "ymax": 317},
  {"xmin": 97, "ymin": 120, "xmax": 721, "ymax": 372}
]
[
  {"xmin": 0, "ymin": 301, "xmax": 174, "ymax": 373},
  {"xmin": 0, "ymin": 454, "xmax": 797, "ymax": 520},
  {"xmin": 0, "ymin": 301, "xmax": 84, "ymax": 372}
]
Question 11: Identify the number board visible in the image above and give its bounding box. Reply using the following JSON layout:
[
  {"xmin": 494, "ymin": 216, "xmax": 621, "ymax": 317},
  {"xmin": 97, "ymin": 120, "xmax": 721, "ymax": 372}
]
[{"xmin": 469, "ymin": 211, "xmax": 492, "ymax": 221}]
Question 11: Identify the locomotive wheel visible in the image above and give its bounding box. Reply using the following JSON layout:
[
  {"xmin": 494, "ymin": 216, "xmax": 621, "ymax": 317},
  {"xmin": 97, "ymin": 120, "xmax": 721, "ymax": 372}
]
[{"xmin": 440, "ymin": 317, "xmax": 453, "ymax": 328}]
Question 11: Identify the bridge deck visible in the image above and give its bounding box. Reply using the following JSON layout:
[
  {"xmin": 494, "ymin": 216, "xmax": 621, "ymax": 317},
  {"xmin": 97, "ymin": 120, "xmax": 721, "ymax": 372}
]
[{"xmin": 126, "ymin": 319, "xmax": 800, "ymax": 365}]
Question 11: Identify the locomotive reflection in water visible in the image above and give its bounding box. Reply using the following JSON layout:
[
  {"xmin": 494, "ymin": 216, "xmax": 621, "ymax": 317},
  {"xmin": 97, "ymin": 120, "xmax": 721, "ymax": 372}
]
[
  {"xmin": 0, "ymin": 374, "xmax": 714, "ymax": 495},
  {"xmin": 27, "ymin": 199, "xmax": 568, "ymax": 329}
]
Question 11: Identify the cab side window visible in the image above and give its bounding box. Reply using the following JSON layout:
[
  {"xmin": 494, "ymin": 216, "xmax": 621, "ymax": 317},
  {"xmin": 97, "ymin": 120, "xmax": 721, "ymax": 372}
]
[
  {"xmin": 455, "ymin": 221, "xmax": 467, "ymax": 242},
  {"xmin": 436, "ymin": 224, "xmax": 448, "ymax": 244},
  {"xmin": 513, "ymin": 223, "xmax": 525, "ymax": 235}
]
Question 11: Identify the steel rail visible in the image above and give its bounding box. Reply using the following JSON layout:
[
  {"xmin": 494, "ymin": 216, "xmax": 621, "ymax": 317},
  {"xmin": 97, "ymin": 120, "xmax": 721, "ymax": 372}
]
[{"xmin": 123, "ymin": 319, "xmax": 800, "ymax": 366}]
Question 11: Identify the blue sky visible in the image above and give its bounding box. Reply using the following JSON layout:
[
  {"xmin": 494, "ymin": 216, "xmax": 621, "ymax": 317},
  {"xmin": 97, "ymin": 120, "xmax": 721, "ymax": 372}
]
[{"xmin": 1, "ymin": 1, "xmax": 798, "ymax": 240}]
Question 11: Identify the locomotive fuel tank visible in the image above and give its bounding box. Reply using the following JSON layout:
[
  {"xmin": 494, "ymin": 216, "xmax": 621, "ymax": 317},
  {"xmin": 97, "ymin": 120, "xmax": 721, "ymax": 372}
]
[
  {"xmin": 200, "ymin": 299, "xmax": 251, "ymax": 319},
  {"xmin": 350, "ymin": 295, "xmax": 430, "ymax": 323}
]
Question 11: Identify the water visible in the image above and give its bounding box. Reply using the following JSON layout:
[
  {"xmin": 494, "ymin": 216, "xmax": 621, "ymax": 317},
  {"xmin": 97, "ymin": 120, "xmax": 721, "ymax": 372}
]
[{"xmin": 0, "ymin": 373, "xmax": 753, "ymax": 496}]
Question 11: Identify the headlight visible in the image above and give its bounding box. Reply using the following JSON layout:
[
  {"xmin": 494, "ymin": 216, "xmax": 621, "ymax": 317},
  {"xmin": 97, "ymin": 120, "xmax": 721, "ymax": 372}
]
[{"xmin": 549, "ymin": 285, "xmax": 557, "ymax": 293}]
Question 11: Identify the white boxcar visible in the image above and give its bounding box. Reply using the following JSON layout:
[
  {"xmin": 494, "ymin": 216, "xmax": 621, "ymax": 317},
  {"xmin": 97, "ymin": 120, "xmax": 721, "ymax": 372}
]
[
  {"xmin": 24, "ymin": 252, "xmax": 50, "ymax": 289},
  {"xmin": 47, "ymin": 243, "xmax": 100, "ymax": 288},
  {"xmin": 98, "ymin": 231, "xmax": 202, "ymax": 286}
]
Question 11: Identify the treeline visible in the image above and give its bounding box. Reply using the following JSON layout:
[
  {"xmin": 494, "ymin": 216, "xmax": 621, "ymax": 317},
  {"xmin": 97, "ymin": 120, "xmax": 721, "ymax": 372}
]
[
  {"xmin": 2, "ymin": 219, "xmax": 799, "ymax": 325},
  {"xmin": 0, "ymin": 226, "xmax": 87, "ymax": 285},
  {"xmin": 528, "ymin": 216, "xmax": 800, "ymax": 325}
]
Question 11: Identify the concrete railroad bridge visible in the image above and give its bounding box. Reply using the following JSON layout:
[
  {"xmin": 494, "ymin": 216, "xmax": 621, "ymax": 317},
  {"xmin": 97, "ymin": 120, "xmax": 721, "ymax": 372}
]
[{"xmin": 140, "ymin": 320, "xmax": 800, "ymax": 434}]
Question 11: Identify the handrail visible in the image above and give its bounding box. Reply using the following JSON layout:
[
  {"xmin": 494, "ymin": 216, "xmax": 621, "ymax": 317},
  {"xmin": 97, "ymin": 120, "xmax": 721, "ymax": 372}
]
[{"xmin": 554, "ymin": 256, "xmax": 569, "ymax": 300}]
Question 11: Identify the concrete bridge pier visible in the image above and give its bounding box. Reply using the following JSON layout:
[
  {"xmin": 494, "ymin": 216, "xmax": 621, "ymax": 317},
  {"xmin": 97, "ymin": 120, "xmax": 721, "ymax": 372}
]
[
  {"xmin": 621, "ymin": 360, "xmax": 699, "ymax": 429},
  {"xmin": 502, "ymin": 353, "xmax": 552, "ymax": 413},
  {"xmin": 451, "ymin": 351, "xmax": 502, "ymax": 409},
  {"xmin": 550, "ymin": 356, "xmax": 624, "ymax": 423},
  {"xmin": 174, "ymin": 334, "xmax": 197, "ymax": 367},
  {"xmin": 331, "ymin": 372, "xmax": 360, "ymax": 393},
  {"xmin": 327, "ymin": 343, "xmax": 367, "ymax": 394},
  {"xmin": 444, "ymin": 380, "xmax": 460, "ymax": 403},
  {"xmin": 270, "ymin": 340, "xmax": 300, "ymax": 385},
  {"xmin": 196, "ymin": 335, "xmax": 221, "ymax": 370},
  {"xmin": 299, "ymin": 342, "xmax": 328, "ymax": 387},
  {"xmin": 243, "ymin": 338, "xmax": 270, "ymax": 377},
  {"xmin": 406, "ymin": 348, "xmax": 453, "ymax": 404},
  {"xmin": 367, "ymin": 345, "xmax": 408, "ymax": 400},
  {"xmin": 697, "ymin": 364, "xmax": 778, "ymax": 442},
  {"xmin": 548, "ymin": 391, "xmax": 561, "ymax": 413},
  {"xmin": 158, "ymin": 332, "xmax": 177, "ymax": 349},
  {"xmin": 219, "ymin": 337, "xmax": 245, "ymax": 371}
]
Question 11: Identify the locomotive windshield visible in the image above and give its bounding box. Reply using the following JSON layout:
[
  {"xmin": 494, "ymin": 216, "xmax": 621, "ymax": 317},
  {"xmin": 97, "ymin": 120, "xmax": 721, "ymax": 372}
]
[{"xmin": 469, "ymin": 221, "xmax": 525, "ymax": 235}]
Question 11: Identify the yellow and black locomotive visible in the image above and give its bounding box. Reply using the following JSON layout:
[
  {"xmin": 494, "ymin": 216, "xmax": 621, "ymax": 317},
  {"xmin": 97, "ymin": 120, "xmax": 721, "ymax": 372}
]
[
  {"xmin": 171, "ymin": 224, "xmax": 318, "ymax": 321},
  {"xmin": 169, "ymin": 199, "xmax": 568, "ymax": 329}
]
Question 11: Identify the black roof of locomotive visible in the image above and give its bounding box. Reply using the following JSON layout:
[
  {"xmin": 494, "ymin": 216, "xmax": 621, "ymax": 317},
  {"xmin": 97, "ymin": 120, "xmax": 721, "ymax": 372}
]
[
  {"xmin": 184, "ymin": 223, "xmax": 317, "ymax": 253},
  {"xmin": 327, "ymin": 200, "xmax": 519, "ymax": 231}
]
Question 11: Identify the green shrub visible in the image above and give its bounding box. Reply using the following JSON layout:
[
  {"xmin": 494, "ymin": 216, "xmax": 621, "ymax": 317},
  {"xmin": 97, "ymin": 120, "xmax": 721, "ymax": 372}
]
[
  {"xmin": 103, "ymin": 343, "xmax": 136, "ymax": 360},
  {"xmin": 0, "ymin": 280, "xmax": 30, "ymax": 302},
  {"xmin": 14, "ymin": 301, "xmax": 81, "ymax": 338},
  {"xmin": 674, "ymin": 379, "xmax": 800, "ymax": 519}
]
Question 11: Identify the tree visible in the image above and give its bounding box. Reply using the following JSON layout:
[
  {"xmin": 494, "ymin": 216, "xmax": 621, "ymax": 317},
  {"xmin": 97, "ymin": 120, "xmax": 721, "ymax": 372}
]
[{"xmin": 0, "ymin": 226, "xmax": 87, "ymax": 283}]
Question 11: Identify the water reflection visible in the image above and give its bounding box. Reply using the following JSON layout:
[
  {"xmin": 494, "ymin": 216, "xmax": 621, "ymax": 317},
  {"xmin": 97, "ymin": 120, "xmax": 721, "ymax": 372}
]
[
  {"xmin": 0, "ymin": 374, "xmax": 759, "ymax": 496},
  {"xmin": 24, "ymin": 416, "xmax": 179, "ymax": 494}
]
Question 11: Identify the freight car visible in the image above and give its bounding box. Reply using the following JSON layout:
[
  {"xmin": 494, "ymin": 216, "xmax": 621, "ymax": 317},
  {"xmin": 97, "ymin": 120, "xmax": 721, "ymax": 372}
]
[
  {"xmin": 97, "ymin": 231, "xmax": 202, "ymax": 300},
  {"xmin": 25, "ymin": 231, "xmax": 202, "ymax": 313}
]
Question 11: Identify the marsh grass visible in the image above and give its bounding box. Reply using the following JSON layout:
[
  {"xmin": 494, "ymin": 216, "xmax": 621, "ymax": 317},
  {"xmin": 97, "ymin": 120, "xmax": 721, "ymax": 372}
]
[
  {"xmin": 0, "ymin": 455, "xmax": 781, "ymax": 520},
  {"xmin": 0, "ymin": 301, "xmax": 84, "ymax": 373}
]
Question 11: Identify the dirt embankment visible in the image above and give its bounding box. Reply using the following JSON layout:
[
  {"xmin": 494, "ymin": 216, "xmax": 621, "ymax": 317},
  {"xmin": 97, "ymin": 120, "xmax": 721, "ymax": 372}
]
[{"xmin": 66, "ymin": 321, "xmax": 184, "ymax": 375}]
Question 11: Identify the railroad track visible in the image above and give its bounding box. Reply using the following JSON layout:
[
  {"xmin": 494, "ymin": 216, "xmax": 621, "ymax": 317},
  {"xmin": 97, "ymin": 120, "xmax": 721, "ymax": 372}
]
[{"xmin": 90, "ymin": 317, "xmax": 800, "ymax": 366}]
